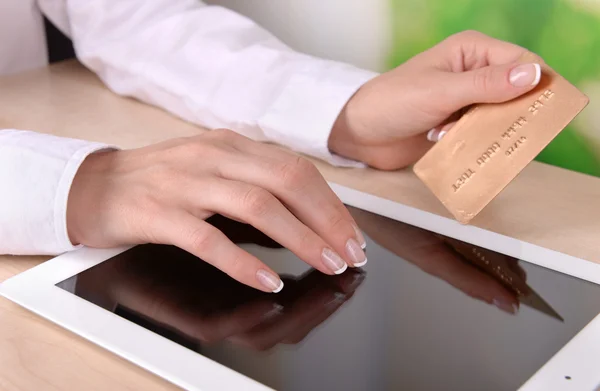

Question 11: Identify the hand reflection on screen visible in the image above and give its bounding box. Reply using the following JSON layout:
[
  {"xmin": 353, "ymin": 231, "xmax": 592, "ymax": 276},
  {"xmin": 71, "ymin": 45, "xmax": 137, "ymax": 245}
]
[
  {"xmin": 348, "ymin": 207, "xmax": 526, "ymax": 315},
  {"xmin": 75, "ymin": 215, "xmax": 366, "ymax": 351}
]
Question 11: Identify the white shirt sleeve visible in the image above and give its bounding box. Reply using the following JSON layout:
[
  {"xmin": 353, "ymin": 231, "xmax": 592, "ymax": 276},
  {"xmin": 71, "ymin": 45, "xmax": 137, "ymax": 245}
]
[
  {"xmin": 2, "ymin": 1, "xmax": 379, "ymax": 256},
  {"xmin": 40, "ymin": 0, "xmax": 378, "ymax": 166},
  {"xmin": 0, "ymin": 130, "xmax": 113, "ymax": 255}
]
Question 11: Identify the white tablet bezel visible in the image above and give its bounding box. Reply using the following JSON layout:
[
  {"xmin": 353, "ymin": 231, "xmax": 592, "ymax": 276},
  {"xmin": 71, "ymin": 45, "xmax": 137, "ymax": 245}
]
[{"xmin": 1, "ymin": 183, "xmax": 600, "ymax": 391}]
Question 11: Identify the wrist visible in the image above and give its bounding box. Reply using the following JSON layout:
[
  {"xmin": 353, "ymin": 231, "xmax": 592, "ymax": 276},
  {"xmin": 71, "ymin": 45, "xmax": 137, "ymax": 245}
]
[
  {"xmin": 329, "ymin": 105, "xmax": 354, "ymax": 157},
  {"xmin": 66, "ymin": 150, "xmax": 116, "ymax": 245},
  {"xmin": 328, "ymin": 87, "xmax": 369, "ymax": 162}
]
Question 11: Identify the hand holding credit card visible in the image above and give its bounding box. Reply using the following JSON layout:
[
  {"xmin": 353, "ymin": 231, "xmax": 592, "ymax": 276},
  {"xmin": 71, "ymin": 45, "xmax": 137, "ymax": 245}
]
[{"xmin": 414, "ymin": 52, "xmax": 589, "ymax": 224}]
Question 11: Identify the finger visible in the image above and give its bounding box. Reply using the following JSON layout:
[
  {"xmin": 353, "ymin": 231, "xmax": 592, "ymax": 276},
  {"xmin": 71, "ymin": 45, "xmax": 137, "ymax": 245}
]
[
  {"xmin": 449, "ymin": 62, "xmax": 542, "ymax": 108},
  {"xmin": 208, "ymin": 130, "xmax": 367, "ymax": 250},
  {"xmin": 427, "ymin": 121, "xmax": 457, "ymax": 142},
  {"xmin": 207, "ymin": 214, "xmax": 283, "ymax": 249},
  {"xmin": 425, "ymin": 104, "xmax": 471, "ymax": 142},
  {"xmin": 216, "ymin": 139, "xmax": 368, "ymax": 268},
  {"xmin": 249, "ymin": 149, "xmax": 368, "ymax": 256},
  {"xmin": 440, "ymin": 30, "xmax": 537, "ymax": 69},
  {"xmin": 152, "ymin": 210, "xmax": 284, "ymax": 293},
  {"xmin": 469, "ymin": 32, "xmax": 531, "ymax": 65},
  {"xmin": 185, "ymin": 179, "xmax": 349, "ymax": 275}
]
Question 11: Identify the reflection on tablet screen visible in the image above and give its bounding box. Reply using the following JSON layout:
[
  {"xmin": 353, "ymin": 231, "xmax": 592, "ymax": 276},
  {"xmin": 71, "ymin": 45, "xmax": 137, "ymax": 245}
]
[{"xmin": 57, "ymin": 207, "xmax": 600, "ymax": 391}]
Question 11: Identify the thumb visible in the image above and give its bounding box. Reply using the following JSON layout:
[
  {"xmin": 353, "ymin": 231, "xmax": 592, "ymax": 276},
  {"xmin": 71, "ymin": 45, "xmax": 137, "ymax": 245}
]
[{"xmin": 449, "ymin": 62, "xmax": 542, "ymax": 107}]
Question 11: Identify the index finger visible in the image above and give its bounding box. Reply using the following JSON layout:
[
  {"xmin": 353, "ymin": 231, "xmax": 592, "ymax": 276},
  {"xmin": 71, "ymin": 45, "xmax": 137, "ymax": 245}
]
[
  {"xmin": 218, "ymin": 136, "xmax": 368, "ymax": 269},
  {"xmin": 438, "ymin": 30, "xmax": 540, "ymax": 69}
]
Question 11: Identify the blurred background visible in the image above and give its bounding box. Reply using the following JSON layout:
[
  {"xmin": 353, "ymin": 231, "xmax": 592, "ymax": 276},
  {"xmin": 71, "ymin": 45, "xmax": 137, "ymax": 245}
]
[{"xmin": 211, "ymin": 0, "xmax": 600, "ymax": 177}]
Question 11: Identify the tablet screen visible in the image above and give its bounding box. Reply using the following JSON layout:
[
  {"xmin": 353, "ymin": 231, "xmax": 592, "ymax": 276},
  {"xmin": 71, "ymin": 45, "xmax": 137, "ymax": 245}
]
[{"xmin": 57, "ymin": 207, "xmax": 600, "ymax": 390}]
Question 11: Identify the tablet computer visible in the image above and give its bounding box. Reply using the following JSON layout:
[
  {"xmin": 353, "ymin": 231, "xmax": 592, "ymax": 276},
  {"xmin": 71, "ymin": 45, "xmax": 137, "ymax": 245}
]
[{"xmin": 2, "ymin": 184, "xmax": 600, "ymax": 391}]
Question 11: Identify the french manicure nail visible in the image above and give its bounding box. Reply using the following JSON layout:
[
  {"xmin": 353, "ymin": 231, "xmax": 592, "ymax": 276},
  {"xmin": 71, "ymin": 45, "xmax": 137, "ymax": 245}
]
[
  {"xmin": 493, "ymin": 298, "xmax": 519, "ymax": 315},
  {"xmin": 346, "ymin": 238, "xmax": 368, "ymax": 267},
  {"xmin": 322, "ymin": 248, "xmax": 348, "ymax": 274},
  {"xmin": 353, "ymin": 224, "xmax": 367, "ymax": 249},
  {"xmin": 256, "ymin": 269, "xmax": 284, "ymax": 293},
  {"xmin": 427, "ymin": 128, "xmax": 447, "ymax": 143},
  {"xmin": 427, "ymin": 128, "xmax": 439, "ymax": 142},
  {"xmin": 509, "ymin": 63, "xmax": 541, "ymax": 88}
]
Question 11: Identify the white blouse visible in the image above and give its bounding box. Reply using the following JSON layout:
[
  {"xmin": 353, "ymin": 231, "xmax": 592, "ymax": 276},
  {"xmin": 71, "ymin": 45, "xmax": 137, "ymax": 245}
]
[{"xmin": 0, "ymin": 0, "xmax": 378, "ymax": 255}]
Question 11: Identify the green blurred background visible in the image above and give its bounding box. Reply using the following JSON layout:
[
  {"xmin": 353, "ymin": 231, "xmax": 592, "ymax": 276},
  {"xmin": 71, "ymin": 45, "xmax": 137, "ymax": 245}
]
[{"xmin": 389, "ymin": 0, "xmax": 600, "ymax": 177}]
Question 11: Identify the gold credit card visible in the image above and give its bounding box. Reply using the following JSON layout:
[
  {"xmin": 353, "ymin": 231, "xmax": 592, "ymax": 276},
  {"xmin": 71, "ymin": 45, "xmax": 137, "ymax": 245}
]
[{"xmin": 413, "ymin": 53, "xmax": 589, "ymax": 224}]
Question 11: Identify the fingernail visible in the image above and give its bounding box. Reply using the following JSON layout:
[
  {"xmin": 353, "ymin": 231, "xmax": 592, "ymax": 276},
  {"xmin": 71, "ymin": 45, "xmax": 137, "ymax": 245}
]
[
  {"xmin": 346, "ymin": 238, "xmax": 368, "ymax": 267},
  {"xmin": 509, "ymin": 63, "xmax": 541, "ymax": 87},
  {"xmin": 427, "ymin": 128, "xmax": 439, "ymax": 142},
  {"xmin": 493, "ymin": 298, "xmax": 519, "ymax": 315},
  {"xmin": 322, "ymin": 248, "xmax": 348, "ymax": 275},
  {"xmin": 256, "ymin": 270, "xmax": 284, "ymax": 293},
  {"xmin": 427, "ymin": 128, "xmax": 447, "ymax": 142},
  {"xmin": 353, "ymin": 224, "xmax": 367, "ymax": 249}
]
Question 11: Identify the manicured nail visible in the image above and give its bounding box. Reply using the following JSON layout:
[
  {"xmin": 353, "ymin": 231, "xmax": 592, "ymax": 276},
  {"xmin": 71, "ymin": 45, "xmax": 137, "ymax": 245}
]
[
  {"xmin": 353, "ymin": 224, "xmax": 367, "ymax": 249},
  {"xmin": 493, "ymin": 298, "xmax": 519, "ymax": 315},
  {"xmin": 346, "ymin": 238, "xmax": 367, "ymax": 267},
  {"xmin": 427, "ymin": 128, "xmax": 438, "ymax": 142},
  {"xmin": 322, "ymin": 248, "xmax": 348, "ymax": 275},
  {"xmin": 427, "ymin": 128, "xmax": 447, "ymax": 142},
  {"xmin": 509, "ymin": 63, "xmax": 541, "ymax": 87},
  {"xmin": 256, "ymin": 270, "xmax": 284, "ymax": 293}
]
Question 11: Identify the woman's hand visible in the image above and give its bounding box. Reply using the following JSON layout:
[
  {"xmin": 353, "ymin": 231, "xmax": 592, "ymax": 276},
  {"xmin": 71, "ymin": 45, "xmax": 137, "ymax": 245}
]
[
  {"xmin": 66, "ymin": 130, "xmax": 367, "ymax": 293},
  {"xmin": 329, "ymin": 30, "xmax": 543, "ymax": 169}
]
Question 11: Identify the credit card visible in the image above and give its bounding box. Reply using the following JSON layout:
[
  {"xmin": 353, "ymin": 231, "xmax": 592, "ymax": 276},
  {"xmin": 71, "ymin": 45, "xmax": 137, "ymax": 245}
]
[{"xmin": 413, "ymin": 53, "xmax": 589, "ymax": 224}]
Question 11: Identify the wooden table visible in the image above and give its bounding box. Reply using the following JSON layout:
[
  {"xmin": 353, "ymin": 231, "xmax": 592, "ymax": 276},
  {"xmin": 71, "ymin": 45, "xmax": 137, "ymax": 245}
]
[{"xmin": 1, "ymin": 61, "xmax": 599, "ymax": 390}]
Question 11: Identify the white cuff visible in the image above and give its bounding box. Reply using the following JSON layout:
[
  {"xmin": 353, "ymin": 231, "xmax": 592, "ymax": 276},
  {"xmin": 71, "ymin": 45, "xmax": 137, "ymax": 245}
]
[
  {"xmin": 0, "ymin": 130, "xmax": 116, "ymax": 255},
  {"xmin": 258, "ymin": 62, "xmax": 378, "ymax": 168}
]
